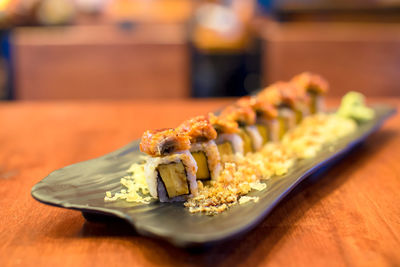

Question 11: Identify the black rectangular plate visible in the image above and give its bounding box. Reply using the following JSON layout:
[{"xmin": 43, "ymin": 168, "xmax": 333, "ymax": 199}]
[{"xmin": 31, "ymin": 105, "xmax": 396, "ymax": 247}]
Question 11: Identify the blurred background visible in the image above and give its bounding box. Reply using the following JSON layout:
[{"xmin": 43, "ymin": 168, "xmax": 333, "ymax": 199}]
[{"xmin": 0, "ymin": 0, "xmax": 399, "ymax": 100}]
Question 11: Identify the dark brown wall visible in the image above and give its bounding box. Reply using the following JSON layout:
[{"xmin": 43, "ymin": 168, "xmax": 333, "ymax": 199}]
[
  {"xmin": 261, "ymin": 23, "xmax": 400, "ymax": 97},
  {"xmin": 12, "ymin": 25, "xmax": 190, "ymax": 100}
]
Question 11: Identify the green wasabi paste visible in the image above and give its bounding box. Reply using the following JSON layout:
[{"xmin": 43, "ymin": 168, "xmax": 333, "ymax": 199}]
[{"xmin": 337, "ymin": 91, "xmax": 374, "ymax": 121}]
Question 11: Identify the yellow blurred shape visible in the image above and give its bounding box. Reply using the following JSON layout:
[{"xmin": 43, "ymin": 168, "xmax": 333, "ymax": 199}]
[
  {"xmin": 105, "ymin": 0, "xmax": 193, "ymax": 23},
  {"xmin": 0, "ymin": 0, "xmax": 12, "ymax": 10}
]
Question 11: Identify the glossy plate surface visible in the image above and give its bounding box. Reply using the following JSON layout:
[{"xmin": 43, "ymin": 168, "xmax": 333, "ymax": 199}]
[{"xmin": 31, "ymin": 105, "xmax": 396, "ymax": 247}]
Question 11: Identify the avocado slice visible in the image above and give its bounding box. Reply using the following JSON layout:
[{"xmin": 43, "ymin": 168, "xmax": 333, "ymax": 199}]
[
  {"xmin": 157, "ymin": 161, "xmax": 189, "ymax": 198},
  {"xmin": 191, "ymin": 151, "xmax": 210, "ymax": 180}
]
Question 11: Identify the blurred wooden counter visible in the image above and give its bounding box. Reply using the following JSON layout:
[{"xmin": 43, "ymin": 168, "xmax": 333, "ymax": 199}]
[{"xmin": 0, "ymin": 98, "xmax": 399, "ymax": 267}]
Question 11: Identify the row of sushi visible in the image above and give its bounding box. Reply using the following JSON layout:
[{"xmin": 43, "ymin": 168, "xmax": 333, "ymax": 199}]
[{"xmin": 139, "ymin": 72, "xmax": 329, "ymax": 202}]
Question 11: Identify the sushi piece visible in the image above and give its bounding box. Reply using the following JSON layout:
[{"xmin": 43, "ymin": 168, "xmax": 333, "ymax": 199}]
[
  {"xmin": 220, "ymin": 105, "xmax": 262, "ymax": 154},
  {"xmin": 140, "ymin": 129, "xmax": 198, "ymax": 202},
  {"xmin": 177, "ymin": 115, "xmax": 221, "ymax": 181},
  {"xmin": 258, "ymin": 82, "xmax": 298, "ymax": 140},
  {"xmin": 209, "ymin": 113, "xmax": 244, "ymax": 156},
  {"xmin": 237, "ymin": 96, "xmax": 279, "ymax": 143},
  {"xmin": 190, "ymin": 142, "xmax": 220, "ymax": 180},
  {"xmin": 291, "ymin": 72, "xmax": 329, "ymax": 114},
  {"xmin": 278, "ymin": 82, "xmax": 310, "ymax": 124}
]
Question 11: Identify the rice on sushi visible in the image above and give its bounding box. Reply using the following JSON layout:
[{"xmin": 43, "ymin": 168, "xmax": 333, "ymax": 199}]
[
  {"xmin": 209, "ymin": 113, "xmax": 245, "ymax": 156},
  {"xmin": 237, "ymin": 96, "xmax": 279, "ymax": 143},
  {"xmin": 220, "ymin": 105, "xmax": 260, "ymax": 154},
  {"xmin": 144, "ymin": 151, "xmax": 198, "ymax": 202},
  {"xmin": 258, "ymin": 82, "xmax": 298, "ymax": 139},
  {"xmin": 177, "ymin": 115, "xmax": 221, "ymax": 181},
  {"xmin": 140, "ymin": 128, "xmax": 198, "ymax": 202},
  {"xmin": 291, "ymin": 72, "xmax": 329, "ymax": 114},
  {"xmin": 190, "ymin": 141, "xmax": 221, "ymax": 180}
]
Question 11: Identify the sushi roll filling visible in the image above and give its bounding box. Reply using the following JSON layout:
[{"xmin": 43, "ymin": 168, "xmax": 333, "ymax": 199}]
[
  {"xmin": 307, "ymin": 91, "xmax": 320, "ymax": 114},
  {"xmin": 238, "ymin": 128, "xmax": 254, "ymax": 154},
  {"xmin": 278, "ymin": 117, "xmax": 288, "ymax": 140},
  {"xmin": 156, "ymin": 161, "xmax": 190, "ymax": 198},
  {"xmin": 191, "ymin": 151, "xmax": 211, "ymax": 180},
  {"xmin": 277, "ymin": 106, "xmax": 295, "ymax": 140},
  {"xmin": 217, "ymin": 142, "xmax": 234, "ymax": 155},
  {"xmin": 256, "ymin": 124, "xmax": 269, "ymax": 144}
]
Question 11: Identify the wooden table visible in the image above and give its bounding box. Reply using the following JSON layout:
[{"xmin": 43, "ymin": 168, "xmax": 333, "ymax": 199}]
[{"xmin": 0, "ymin": 98, "xmax": 399, "ymax": 267}]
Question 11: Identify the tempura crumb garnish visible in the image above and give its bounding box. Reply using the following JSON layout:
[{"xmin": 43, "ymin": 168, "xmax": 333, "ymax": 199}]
[
  {"xmin": 104, "ymin": 113, "xmax": 357, "ymax": 215},
  {"xmin": 105, "ymin": 163, "xmax": 153, "ymax": 204},
  {"xmin": 239, "ymin": 196, "xmax": 259, "ymax": 205}
]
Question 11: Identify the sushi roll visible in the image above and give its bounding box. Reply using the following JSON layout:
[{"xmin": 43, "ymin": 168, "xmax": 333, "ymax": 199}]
[
  {"xmin": 177, "ymin": 115, "xmax": 221, "ymax": 181},
  {"xmin": 140, "ymin": 128, "xmax": 198, "ymax": 202},
  {"xmin": 237, "ymin": 96, "xmax": 279, "ymax": 143},
  {"xmin": 209, "ymin": 113, "xmax": 244, "ymax": 156},
  {"xmin": 291, "ymin": 72, "xmax": 329, "ymax": 114},
  {"xmin": 277, "ymin": 82, "xmax": 310, "ymax": 124},
  {"xmin": 258, "ymin": 82, "xmax": 298, "ymax": 140},
  {"xmin": 220, "ymin": 105, "xmax": 262, "ymax": 154}
]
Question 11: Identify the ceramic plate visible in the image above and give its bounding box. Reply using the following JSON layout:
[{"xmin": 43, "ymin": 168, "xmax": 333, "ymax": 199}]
[{"xmin": 31, "ymin": 105, "xmax": 396, "ymax": 247}]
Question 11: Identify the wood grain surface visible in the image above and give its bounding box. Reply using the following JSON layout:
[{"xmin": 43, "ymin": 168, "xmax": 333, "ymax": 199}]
[{"xmin": 0, "ymin": 98, "xmax": 399, "ymax": 267}]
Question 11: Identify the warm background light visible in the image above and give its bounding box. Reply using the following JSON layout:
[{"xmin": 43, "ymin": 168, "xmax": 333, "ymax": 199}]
[{"xmin": 0, "ymin": 0, "xmax": 399, "ymax": 100}]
